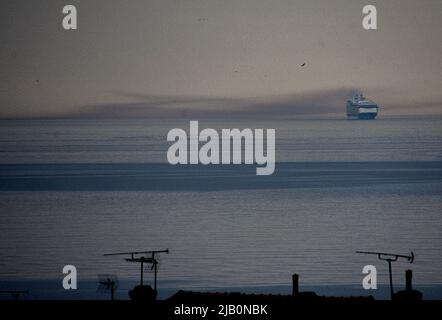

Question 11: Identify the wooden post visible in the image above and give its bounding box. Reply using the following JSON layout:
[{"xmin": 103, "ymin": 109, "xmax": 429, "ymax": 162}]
[{"xmin": 292, "ymin": 274, "xmax": 299, "ymax": 296}]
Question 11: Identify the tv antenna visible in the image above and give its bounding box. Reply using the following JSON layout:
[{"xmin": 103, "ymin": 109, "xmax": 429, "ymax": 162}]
[
  {"xmin": 104, "ymin": 249, "xmax": 169, "ymax": 292},
  {"xmin": 356, "ymin": 250, "xmax": 414, "ymax": 299},
  {"xmin": 97, "ymin": 274, "xmax": 118, "ymax": 300}
]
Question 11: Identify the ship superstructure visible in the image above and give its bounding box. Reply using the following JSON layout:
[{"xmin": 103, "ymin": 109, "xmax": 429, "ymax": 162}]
[{"xmin": 346, "ymin": 93, "xmax": 378, "ymax": 119}]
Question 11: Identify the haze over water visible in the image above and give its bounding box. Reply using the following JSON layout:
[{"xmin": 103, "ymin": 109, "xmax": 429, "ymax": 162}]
[{"xmin": 0, "ymin": 116, "xmax": 441, "ymax": 299}]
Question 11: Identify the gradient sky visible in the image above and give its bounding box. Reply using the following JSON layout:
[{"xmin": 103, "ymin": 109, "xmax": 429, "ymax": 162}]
[{"xmin": 1, "ymin": 0, "xmax": 441, "ymax": 118}]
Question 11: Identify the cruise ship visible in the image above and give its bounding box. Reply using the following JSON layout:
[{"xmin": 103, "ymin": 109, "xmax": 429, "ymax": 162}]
[{"xmin": 346, "ymin": 93, "xmax": 378, "ymax": 119}]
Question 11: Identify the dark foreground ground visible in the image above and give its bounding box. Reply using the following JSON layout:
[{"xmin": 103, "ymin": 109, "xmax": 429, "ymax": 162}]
[{"xmin": 0, "ymin": 286, "xmax": 438, "ymax": 318}]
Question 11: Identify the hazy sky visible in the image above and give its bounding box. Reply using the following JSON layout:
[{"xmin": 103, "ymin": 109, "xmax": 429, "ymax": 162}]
[{"xmin": 1, "ymin": 0, "xmax": 441, "ymax": 118}]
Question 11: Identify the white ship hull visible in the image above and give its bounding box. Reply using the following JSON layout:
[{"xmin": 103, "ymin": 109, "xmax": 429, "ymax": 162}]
[{"xmin": 346, "ymin": 93, "xmax": 378, "ymax": 120}]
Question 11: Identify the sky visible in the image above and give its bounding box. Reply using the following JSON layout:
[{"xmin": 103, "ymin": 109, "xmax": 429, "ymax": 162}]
[{"xmin": 0, "ymin": 0, "xmax": 441, "ymax": 119}]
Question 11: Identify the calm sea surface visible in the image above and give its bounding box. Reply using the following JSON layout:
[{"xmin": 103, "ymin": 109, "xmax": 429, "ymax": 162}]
[{"xmin": 0, "ymin": 117, "xmax": 441, "ymax": 299}]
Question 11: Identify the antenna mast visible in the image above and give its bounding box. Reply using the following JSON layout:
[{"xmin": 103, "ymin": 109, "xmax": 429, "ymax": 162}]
[
  {"xmin": 356, "ymin": 250, "xmax": 414, "ymax": 299},
  {"xmin": 104, "ymin": 249, "xmax": 169, "ymax": 292}
]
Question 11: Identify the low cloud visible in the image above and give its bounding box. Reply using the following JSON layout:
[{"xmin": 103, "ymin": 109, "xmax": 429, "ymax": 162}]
[
  {"xmin": 64, "ymin": 87, "xmax": 359, "ymax": 119},
  {"xmin": 4, "ymin": 87, "xmax": 441, "ymax": 120}
]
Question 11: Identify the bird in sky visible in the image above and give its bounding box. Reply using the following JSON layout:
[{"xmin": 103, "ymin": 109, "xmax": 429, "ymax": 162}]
[{"xmin": 301, "ymin": 62, "xmax": 306, "ymax": 67}]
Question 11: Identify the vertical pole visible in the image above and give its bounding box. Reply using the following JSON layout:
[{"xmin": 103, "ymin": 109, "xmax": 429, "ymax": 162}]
[
  {"xmin": 292, "ymin": 274, "xmax": 299, "ymax": 296},
  {"xmin": 405, "ymin": 270, "xmax": 412, "ymax": 291},
  {"xmin": 154, "ymin": 260, "xmax": 157, "ymax": 292},
  {"xmin": 140, "ymin": 260, "xmax": 144, "ymax": 286},
  {"xmin": 387, "ymin": 259, "xmax": 394, "ymax": 300}
]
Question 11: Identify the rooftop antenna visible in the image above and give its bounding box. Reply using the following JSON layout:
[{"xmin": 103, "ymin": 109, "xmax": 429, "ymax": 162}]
[
  {"xmin": 104, "ymin": 249, "xmax": 169, "ymax": 293},
  {"xmin": 0, "ymin": 290, "xmax": 29, "ymax": 300},
  {"xmin": 356, "ymin": 250, "xmax": 414, "ymax": 299},
  {"xmin": 97, "ymin": 274, "xmax": 118, "ymax": 300}
]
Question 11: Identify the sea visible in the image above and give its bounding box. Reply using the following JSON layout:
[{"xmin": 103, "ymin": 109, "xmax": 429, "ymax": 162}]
[{"xmin": 0, "ymin": 116, "xmax": 441, "ymax": 300}]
